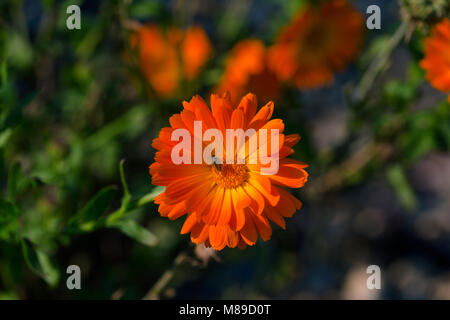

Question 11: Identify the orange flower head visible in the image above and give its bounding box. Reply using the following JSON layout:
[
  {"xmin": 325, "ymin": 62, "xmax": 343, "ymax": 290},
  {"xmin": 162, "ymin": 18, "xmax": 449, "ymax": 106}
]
[
  {"xmin": 130, "ymin": 24, "xmax": 212, "ymax": 97},
  {"xmin": 420, "ymin": 18, "xmax": 450, "ymax": 102},
  {"xmin": 130, "ymin": 24, "xmax": 181, "ymax": 97},
  {"xmin": 150, "ymin": 93, "xmax": 308, "ymax": 250},
  {"xmin": 269, "ymin": 0, "xmax": 364, "ymax": 89},
  {"xmin": 216, "ymin": 39, "xmax": 281, "ymax": 105},
  {"xmin": 182, "ymin": 26, "xmax": 213, "ymax": 80}
]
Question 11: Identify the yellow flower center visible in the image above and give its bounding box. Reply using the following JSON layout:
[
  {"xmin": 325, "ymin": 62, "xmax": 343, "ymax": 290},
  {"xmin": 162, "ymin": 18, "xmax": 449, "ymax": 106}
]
[{"xmin": 211, "ymin": 164, "xmax": 248, "ymax": 189}]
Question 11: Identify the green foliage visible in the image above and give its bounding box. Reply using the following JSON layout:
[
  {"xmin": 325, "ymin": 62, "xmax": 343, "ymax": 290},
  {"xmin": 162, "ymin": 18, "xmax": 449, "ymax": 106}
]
[
  {"xmin": 386, "ymin": 165, "xmax": 418, "ymax": 211},
  {"xmin": 21, "ymin": 239, "xmax": 59, "ymax": 287},
  {"xmin": 1, "ymin": 0, "xmax": 166, "ymax": 293},
  {"xmin": 400, "ymin": 0, "xmax": 450, "ymax": 22},
  {"xmin": 0, "ymin": 200, "xmax": 19, "ymax": 241},
  {"xmin": 129, "ymin": 1, "xmax": 166, "ymax": 20},
  {"xmin": 67, "ymin": 186, "xmax": 117, "ymax": 232},
  {"xmin": 110, "ymin": 219, "xmax": 158, "ymax": 247}
]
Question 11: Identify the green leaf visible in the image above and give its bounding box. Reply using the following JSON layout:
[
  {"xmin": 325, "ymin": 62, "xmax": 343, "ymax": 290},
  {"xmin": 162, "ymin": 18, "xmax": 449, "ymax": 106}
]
[
  {"xmin": 384, "ymin": 80, "xmax": 416, "ymax": 109},
  {"xmin": 0, "ymin": 58, "xmax": 7, "ymax": 86},
  {"xmin": 6, "ymin": 32, "xmax": 34, "ymax": 69},
  {"xmin": 84, "ymin": 105, "xmax": 150, "ymax": 151},
  {"xmin": 401, "ymin": 130, "xmax": 436, "ymax": 163},
  {"xmin": 105, "ymin": 183, "xmax": 164, "ymax": 226},
  {"xmin": 136, "ymin": 186, "xmax": 165, "ymax": 207},
  {"xmin": 7, "ymin": 161, "xmax": 25, "ymax": 202},
  {"xmin": 119, "ymin": 159, "xmax": 131, "ymax": 207},
  {"xmin": 0, "ymin": 128, "xmax": 12, "ymax": 148},
  {"xmin": 0, "ymin": 291, "xmax": 18, "ymax": 300},
  {"xmin": 0, "ymin": 199, "xmax": 20, "ymax": 240},
  {"xmin": 386, "ymin": 165, "xmax": 417, "ymax": 211},
  {"xmin": 68, "ymin": 185, "xmax": 117, "ymax": 231},
  {"xmin": 1, "ymin": 91, "xmax": 38, "ymax": 131},
  {"xmin": 21, "ymin": 239, "xmax": 59, "ymax": 287},
  {"xmin": 129, "ymin": 1, "xmax": 165, "ymax": 19},
  {"xmin": 111, "ymin": 220, "xmax": 158, "ymax": 247}
]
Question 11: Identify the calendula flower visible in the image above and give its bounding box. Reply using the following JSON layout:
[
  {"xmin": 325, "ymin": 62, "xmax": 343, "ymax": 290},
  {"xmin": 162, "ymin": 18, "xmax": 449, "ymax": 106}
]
[
  {"xmin": 420, "ymin": 18, "xmax": 450, "ymax": 103},
  {"xmin": 216, "ymin": 39, "xmax": 280, "ymax": 105},
  {"xmin": 130, "ymin": 24, "xmax": 181, "ymax": 97},
  {"xmin": 182, "ymin": 26, "xmax": 213, "ymax": 80},
  {"xmin": 130, "ymin": 24, "xmax": 212, "ymax": 97},
  {"xmin": 269, "ymin": 0, "xmax": 364, "ymax": 89},
  {"xmin": 150, "ymin": 93, "xmax": 308, "ymax": 250}
]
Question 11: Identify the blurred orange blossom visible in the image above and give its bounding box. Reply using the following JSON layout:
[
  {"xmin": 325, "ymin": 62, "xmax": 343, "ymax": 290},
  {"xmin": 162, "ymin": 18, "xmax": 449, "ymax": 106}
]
[
  {"xmin": 268, "ymin": 0, "xmax": 364, "ymax": 89},
  {"xmin": 420, "ymin": 18, "xmax": 450, "ymax": 103},
  {"xmin": 130, "ymin": 24, "xmax": 212, "ymax": 97},
  {"xmin": 150, "ymin": 93, "xmax": 308, "ymax": 250},
  {"xmin": 215, "ymin": 39, "xmax": 281, "ymax": 105}
]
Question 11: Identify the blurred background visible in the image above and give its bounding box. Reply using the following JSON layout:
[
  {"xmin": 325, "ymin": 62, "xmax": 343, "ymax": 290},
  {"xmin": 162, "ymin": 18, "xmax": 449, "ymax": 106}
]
[{"xmin": 0, "ymin": 0, "xmax": 450, "ymax": 299}]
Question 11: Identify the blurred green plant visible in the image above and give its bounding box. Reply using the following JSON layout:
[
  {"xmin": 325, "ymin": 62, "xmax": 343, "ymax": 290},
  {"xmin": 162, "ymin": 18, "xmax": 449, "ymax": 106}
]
[{"xmin": 2, "ymin": 158, "xmax": 162, "ymax": 287}]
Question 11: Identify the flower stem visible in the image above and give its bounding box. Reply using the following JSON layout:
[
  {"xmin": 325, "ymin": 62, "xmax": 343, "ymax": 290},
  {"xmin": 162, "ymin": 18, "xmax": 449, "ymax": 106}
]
[
  {"xmin": 142, "ymin": 251, "xmax": 189, "ymax": 300},
  {"xmin": 352, "ymin": 22, "xmax": 408, "ymax": 103}
]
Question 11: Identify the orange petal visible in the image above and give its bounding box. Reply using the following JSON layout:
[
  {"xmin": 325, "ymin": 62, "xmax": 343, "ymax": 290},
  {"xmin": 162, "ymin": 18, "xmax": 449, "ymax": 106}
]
[
  {"xmin": 164, "ymin": 175, "xmax": 208, "ymax": 205},
  {"xmin": 264, "ymin": 205, "xmax": 286, "ymax": 229},
  {"xmin": 284, "ymin": 134, "xmax": 301, "ymax": 147},
  {"xmin": 185, "ymin": 179, "xmax": 216, "ymax": 210},
  {"xmin": 239, "ymin": 208, "xmax": 258, "ymax": 245},
  {"xmin": 167, "ymin": 201, "xmax": 187, "ymax": 220},
  {"xmin": 191, "ymin": 95, "xmax": 217, "ymax": 130},
  {"xmin": 248, "ymin": 173, "xmax": 280, "ymax": 207},
  {"xmin": 273, "ymin": 187, "xmax": 302, "ymax": 218},
  {"xmin": 248, "ymin": 101, "xmax": 274, "ymax": 130},
  {"xmin": 191, "ymin": 223, "xmax": 209, "ymax": 244},
  {"xmin": 237, "ymin": 93, "xmax": 258, "ymax": 127},
  {"xmin": 209, "ymin": 225, "xmax": 227, "ymax": 250},
  {"xmin": 242, "ymin": 183, "xmax": 265, "ymax": 215},
  {"xmin": 217, "ymin": 189, "xmax": 233, "ymax": 225},
  {"xmin": 181, "ymin": 212, "xmax": 198, "ymax": 234},
  {"xmin": 269, "ymin": 159, "xmax": 309, "ymax": 188},
  {"xmin": 230, "ymin": 108, "xmax": 245, "ymax": 130},
  {"xmin": 202, "ymin": 187, "xmax": 225, "ymax": 225},
  {"xmin": 251, "ymin": 213, "xmax": 272, "ymax": 241},
  {"xmin": 226, "ymin": 229, "xmax": 240, "ymax": 248},
  {"xmin": 169, "ymin": 114, "xmax": 185, "ymax": 129}
]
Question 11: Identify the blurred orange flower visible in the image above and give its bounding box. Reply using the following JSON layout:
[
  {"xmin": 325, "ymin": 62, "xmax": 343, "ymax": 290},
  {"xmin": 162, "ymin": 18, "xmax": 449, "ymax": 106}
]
[
  {"xmin": 269, "ymin": 0, "xmax": 364, "ymax": 89},
  {"xmin": 420, "ymin": 18, "xmax": 450, "ymax": 103},
  {"xmin": 215, "ymin": 39, "xmax": 281, "ymax": 105},
  {"xmin": 182, "ymin": 26, "xmax": 213, "ymax": 80},
  {"xmin": 130, "ymin": 24, "xmax": 180, "ymax": 97},
  {"xmin": 130, "ymin": 24, "xmax": 212, "ymax": 97},
  {"xmin": 150, "ymin": 93, "xmax": 308, "ymax": 250}
]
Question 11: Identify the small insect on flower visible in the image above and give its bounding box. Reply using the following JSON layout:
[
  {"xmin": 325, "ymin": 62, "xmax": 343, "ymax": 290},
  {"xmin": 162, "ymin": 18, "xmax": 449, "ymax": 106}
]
[
  {"xmin": 211, "ymin": 155, "xmax": 222, "ymax": 172},
  {"xmin": 150, "ymin": 93, "xmax": 308, "ymax": 250},
  {"xmin": 420, "ymin": 18, "xmax": 450, "ymax": 103}
]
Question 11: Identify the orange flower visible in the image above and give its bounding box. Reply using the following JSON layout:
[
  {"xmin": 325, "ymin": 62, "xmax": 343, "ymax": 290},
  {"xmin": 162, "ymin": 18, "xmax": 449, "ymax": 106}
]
[
  {"xmin": 130, "ymin": 24, "xmax": 212, "ymax": 97},
  {"xmin": 268, "ymin": 0, "xmax": 364, "ymax": 89},
  {"xmin": 215, "ymin": 39, "xmax": 281, "ymax": 105},
  {"xmin": 150, "ymin": 93, "xmax": 308, "ymax": 250},
  {"xmin": 130, "ymin": 24, "xmax": 181, "ymax": 97},
  {"xmin": 182, "ymin": 26, "xmax": 213, "ymax": 80},
  {"xmin": 420, "ymin": 18, "xmax": 450, "ymax": 103}
]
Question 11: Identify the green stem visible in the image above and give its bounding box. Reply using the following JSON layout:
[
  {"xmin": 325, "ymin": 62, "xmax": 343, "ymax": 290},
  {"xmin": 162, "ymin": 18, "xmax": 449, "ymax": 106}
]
[
  {"xmin": 105, "ymin": 186, "xmax": 164, "ymax": 226},
  {"xmin": 142, "ymin": 251, "xmax": 188, "ymax": 300},
  {"xmin": 352, "ymin": 22, "xmax": 408, "ymax": 103}
]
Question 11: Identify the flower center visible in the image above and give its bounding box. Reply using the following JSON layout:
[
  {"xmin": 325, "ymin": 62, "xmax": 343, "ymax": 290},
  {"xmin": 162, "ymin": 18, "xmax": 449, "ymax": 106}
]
[
  {"xmin": 211, "ymin": 164, "xmax": 248, "ymax": 189},
  {"xmin": 298, "ymin": 22, "xmax": 334, "ymax": 60}
]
